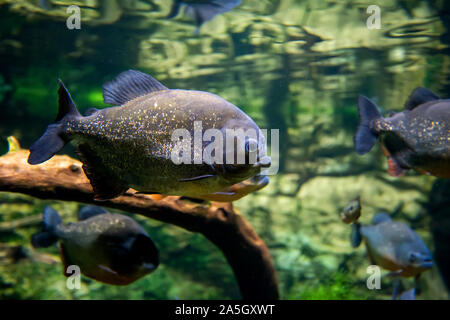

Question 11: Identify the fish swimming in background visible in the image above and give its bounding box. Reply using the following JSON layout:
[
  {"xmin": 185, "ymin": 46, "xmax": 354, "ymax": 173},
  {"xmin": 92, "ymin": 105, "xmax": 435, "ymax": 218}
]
[
  {"xmin": 351, "ymin": 213, "xmax": 433, "ymax": 277},
  {"xmin": 355, "ymin": 87, "xmax": 450, "ymax": 178},
  {"xmin": 27, "ymin": 70, "xmax": 270, "ymax": 200},
  {"xmin": 167, "ymin": 0, "xmax": 241, "ymax": 33},
  {"xmin": 340, "ymin": 196, "xmax": 361, "ymax": 224},
  {"xmin": 350, "ymin": 212, "xmax": 433, "ymax": 299},
  {"xmin": 32, "ymin": 206, "xmax": 159, "ymax": 285}
]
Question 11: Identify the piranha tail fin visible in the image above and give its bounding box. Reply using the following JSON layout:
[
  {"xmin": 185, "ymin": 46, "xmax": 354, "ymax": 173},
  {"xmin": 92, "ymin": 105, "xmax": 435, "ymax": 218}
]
[
  {"xmin": 31, "ymin": 206, "xmax": 62, "ymax": 248},
  {"xmin": 28, "ymin": 80, "xmax": 81, "ymax": 165},
  {"xmin": 350, "ymin": 222, "xmax": 363, "ymax": 248},
  {"xmin": 355, "ymin": 95, "xmax": 382, "ymax": 155}
]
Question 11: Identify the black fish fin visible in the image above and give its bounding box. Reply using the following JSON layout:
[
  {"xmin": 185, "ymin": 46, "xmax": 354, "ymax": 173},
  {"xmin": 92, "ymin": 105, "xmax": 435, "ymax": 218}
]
[
  {"xmin": 31, "ymin": 232, "xmax": 58, "ymax": 248},
  {"xmin": 186, "ymin": 0, "xmax": 241, "ymax": 27},
  {"xmin": 76, "ymin": 144, "xmax": 129, "ymax": 200},
  {"xmin": 166, "ymin": 0, "xmax": 181, "ymax": 19},
  {"xmin": 31, "ymin": 206, "xmax": 61, "ymax": 248},
  {"xmin": 84, "ymin": 107, "xmax": 100, "ymax": 116},
  {"xmin": 59, "ymin": 243, "xmax": 75, "ymax": 276},
  {"xmin": 354, "ymin": 95, "xmax": 382, "ymax": 155},
  {"xmin": 28, "ymin": 80, "xmax": 81, "ymax": 165},
  {"xmin": 102, "ymin": 70, "xmax": 168, "ymax": 106},
  {"xmin": 98, "ymin": 264, "xmax": 119, "ymax": 275},
  {"xmin": 42, "ymin": 206, "xmax": 62, "ymax": 232},
  {"xmin": 371, "ymin": 213, "xmax": 392, "ymax": 225},
  {"xmin": 400, "ymin": 288, "xmax": 416, "ymax": 300},
  {"xmin": 179, "ymin": 174, "xmax": 215, "ymax": 182},
  {"xmin": 78, "ymin": 206, "xmax": 108, "ymax": 221},
  {"xmin": 404, "ymin": 87, "xmax": 440, "ymax": 110},
  {"xmin": 350, "ymin": 223, "xmax": 362, "ymax": 248}
]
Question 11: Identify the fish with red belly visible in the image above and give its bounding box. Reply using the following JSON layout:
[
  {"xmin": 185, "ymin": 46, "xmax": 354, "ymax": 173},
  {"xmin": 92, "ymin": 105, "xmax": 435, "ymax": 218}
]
[
  {"xmin": 32, "ymin": 206, "xmax": 159, "ymax": 285},
  {"xmin": 355, "ymin": 87, "xmax": 450, "ymax": 178}
]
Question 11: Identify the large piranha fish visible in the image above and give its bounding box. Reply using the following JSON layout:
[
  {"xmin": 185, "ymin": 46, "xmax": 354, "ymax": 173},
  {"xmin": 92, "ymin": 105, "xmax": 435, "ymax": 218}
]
[
  {"xmin": 28, "ymin": 70, "xmax": 270, "ymax": 200},
  {"xmin": 355, "ymin": 87, "xmax": 450, "ymax": 178}
]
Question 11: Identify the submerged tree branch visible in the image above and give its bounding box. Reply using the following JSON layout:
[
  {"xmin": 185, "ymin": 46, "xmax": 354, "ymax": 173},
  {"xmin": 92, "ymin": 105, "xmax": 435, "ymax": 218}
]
[{"xmin": 0, "ymin": 137, "xmax": 279, "ymax": 300}]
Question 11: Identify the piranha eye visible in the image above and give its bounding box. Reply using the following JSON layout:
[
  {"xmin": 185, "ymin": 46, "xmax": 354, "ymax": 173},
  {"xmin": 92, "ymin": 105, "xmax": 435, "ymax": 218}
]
[
  {"xmin": 245, "ymin": 139, "xmax": 258, "ymax": 154},
  {"xmin": 409, "ymin": 253, "xmax": 417, "ymax": 263}
]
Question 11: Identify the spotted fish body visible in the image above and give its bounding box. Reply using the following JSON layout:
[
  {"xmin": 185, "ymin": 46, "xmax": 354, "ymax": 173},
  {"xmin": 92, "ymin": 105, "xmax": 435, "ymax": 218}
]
[
  {"xmin": 28, "ymin": 70, "xmax": 270, "ymax": 200},
  {"xmin": 351, "ymin": 213, "xmax": 433, "ymax": 278},
  {"xmin": 355, "ymin": 87, "xmax": 450, "ymax": 178},
  {"xmin": 32, "ymin": 206, "xmax": 159, "ymax": 285}
]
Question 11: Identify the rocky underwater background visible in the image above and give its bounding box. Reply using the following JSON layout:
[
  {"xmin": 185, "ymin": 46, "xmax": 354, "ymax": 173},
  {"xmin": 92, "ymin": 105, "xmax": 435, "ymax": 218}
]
[{"xmin": 0, "ymin": 0, "xmax": 450, "ymax": 299}]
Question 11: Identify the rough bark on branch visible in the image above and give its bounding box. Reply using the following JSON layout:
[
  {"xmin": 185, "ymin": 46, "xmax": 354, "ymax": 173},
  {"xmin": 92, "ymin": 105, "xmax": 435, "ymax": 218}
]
[{"xmin": 0, "ymin": 138, "xmax": 279, "ymax": 300}]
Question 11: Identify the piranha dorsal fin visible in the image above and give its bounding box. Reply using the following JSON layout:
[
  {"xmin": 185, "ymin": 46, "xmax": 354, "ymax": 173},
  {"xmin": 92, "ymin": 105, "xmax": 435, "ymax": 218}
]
[
  {"xmin": 76, "ymin": 144, "xmax": 129, "ymax": 200},
  {"xmin": 372, "ymin": 212, "xmax": 392, "ymax": 225},
  {"xmin": 404, "ymin": 87, "xmax": 440, "ymax": 110},
  {"xmin": 78, "ymin": 206, "xmax": 109, "ymax": 221},
  {"xmin": 102, "ymin": 70, "xmax": 168, "ymax": 106}
]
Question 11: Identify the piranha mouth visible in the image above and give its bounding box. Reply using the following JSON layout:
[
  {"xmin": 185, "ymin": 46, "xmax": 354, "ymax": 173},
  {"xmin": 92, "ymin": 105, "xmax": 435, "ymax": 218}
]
[
  {"xmin": 254, "ymin": 156, "xmax": 271, "ymax": 169},
  {"xmin": 141, "ymin": 262, "xmax": 157, "ymax": 271},
  {"xmin": 417, "ymin": 260, "xmax": 434, "ymax": 269}
]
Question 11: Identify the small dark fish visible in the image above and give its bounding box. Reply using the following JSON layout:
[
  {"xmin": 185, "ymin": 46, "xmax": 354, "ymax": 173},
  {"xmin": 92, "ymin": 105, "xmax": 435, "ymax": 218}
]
[
  {"xmin": 355, "ymin": 87, "xmax": 450, "ymax": 178},
  {"xmin": 340, "ymin": 196, "xmax": 361, "ymax": 224},
  {"xmin": 167, "ymin": 0, "xmax": 241, "ymax": 33},
  {"xmin": 32, "ymin": 206, "xmax": 159, "ymax": 285},
  {"xmin": 27, "ymin": 70, "xmax": 270, "ymax": 200},
  {"xmin": 351, "ymin": 213, "xmax": 433, "ymax": 278}
]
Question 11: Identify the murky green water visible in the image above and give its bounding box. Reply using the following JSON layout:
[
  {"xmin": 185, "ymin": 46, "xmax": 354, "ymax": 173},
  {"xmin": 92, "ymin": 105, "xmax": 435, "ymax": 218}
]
[{"xmin": 0, "ymin": 0, "xmax": 449, "ymax": 300}]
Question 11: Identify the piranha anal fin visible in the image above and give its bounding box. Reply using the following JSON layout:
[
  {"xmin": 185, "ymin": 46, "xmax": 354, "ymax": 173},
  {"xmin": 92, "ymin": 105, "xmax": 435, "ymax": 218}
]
[
  {"xmin": 404, "ymin": 87, "xmax": 440, "ymax": 111},
  {"xmin": 387, "ymin": 156, "xmax": 407, "ymax": 177},
  {"xmin": 78, "ymin": 206, "xmax": 109, "ymax": 221},
  {"xmin": 355, "ymin": 95, "xmax": 382, "ymax": 155},
  {"xmin": 28, "ymin": 80, "xmax": 81, "ymax": 165},
  {"xmin": 399, "ymin": 288, "xmax": 416, "ymax": 300},
  {"xmin": 60, "ymin": 243, "xmax": 76, "ymax": 277},
  {"xmin": 102, "ymin": 70, "xmax": 168, "ymax": 106},
  {"xmin": 76, "ymin": 144, "xmax": 129, "ymax": 200}
]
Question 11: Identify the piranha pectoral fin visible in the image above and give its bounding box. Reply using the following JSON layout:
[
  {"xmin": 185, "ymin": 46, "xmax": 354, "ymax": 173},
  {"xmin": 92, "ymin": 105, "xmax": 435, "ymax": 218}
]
[
  {"xmin": 355, "ymin": 95, "xmax": 382, "ymax": 155},
  {"xmin": 28, "ymin": 80, "xmax": 81, "ymax": 165},
  {"xmin": 350, "ymin": 223, "xmax": 363, "ymax": 248},
  {"xmin": 76, "ymin": 144, "xmax": 129, "ymax": 200},
  {"xmin": 179, "ymin": 174, "xmax": 215, "ymax": 182}
]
